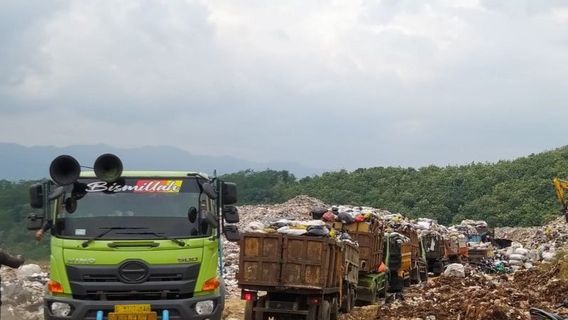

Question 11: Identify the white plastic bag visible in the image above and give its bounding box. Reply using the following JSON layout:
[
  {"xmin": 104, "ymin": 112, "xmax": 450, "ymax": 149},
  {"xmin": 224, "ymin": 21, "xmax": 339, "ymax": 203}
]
[{"xmin": 443, "ymin": 263, "xmax": 465, "ymax": 278}]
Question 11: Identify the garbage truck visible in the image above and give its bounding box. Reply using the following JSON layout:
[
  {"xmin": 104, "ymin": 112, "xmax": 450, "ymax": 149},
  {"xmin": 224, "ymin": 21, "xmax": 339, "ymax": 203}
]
[
  {"xmin": 238, "ymin": 232, "xmax": 359, "ymax": 320},
  {"xmin": 27, "ymin": 154, "xmax": 240, "ymax": 320}
]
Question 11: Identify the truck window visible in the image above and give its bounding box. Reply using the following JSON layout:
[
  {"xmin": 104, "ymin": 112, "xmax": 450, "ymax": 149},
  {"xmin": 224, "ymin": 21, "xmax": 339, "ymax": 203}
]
[{"xmin": 53, "ymin": 177, "xmax": 211, "ymax": 239}]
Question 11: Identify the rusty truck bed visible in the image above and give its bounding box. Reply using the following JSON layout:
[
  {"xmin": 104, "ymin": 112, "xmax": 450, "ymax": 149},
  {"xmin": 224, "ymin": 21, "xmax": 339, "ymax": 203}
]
[{"xmin": 238, "ymin": 233, "xmax": 359, "ymax": 293}]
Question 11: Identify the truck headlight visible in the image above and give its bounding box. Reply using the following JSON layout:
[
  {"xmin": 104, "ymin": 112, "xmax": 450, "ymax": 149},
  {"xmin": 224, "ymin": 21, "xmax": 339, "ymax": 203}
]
[
  {"xmin": 195, "ymin": 300, "xmax": 214, "ymax": 315},
  {"xmin": 51, "ymin": 302, "xmax": 72, "ymax": 317}
]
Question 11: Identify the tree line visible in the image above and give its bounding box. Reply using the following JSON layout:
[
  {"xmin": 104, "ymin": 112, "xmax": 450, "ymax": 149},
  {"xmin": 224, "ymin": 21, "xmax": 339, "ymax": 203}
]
[
  {"xmin": 2, "ymin": 146, "xmax": 568, "ymax": 260},
  {"xmin": 222, "ymin": 146, "xmax": 568, "ymax": 227},
  {"xmin": 0, "ymin": 180, "xmax": 49, "ymax": 260}
]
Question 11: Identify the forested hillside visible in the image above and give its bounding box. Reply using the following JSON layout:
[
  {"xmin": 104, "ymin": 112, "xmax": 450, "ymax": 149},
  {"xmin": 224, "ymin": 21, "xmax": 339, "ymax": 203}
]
[
  {"xmin": 223, "ymin": 146, "xmax": 568, "ymax": 227},
  {"xmin": 0, "ymin": 180, "xmax": 49, "ymax": 260},
  {"xmin": 2, "ymin": 146, "xmax": 568, "ymax": 259}
]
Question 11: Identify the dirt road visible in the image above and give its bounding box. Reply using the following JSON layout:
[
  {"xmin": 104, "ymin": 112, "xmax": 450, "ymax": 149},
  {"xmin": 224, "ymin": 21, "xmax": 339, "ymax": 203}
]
[{"xmin": 222, "ymin": 298, "xmax": 379, "ymax": 320}]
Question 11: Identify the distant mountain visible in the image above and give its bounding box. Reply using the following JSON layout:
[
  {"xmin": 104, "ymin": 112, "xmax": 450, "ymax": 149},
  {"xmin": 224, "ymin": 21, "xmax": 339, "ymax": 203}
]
[{"xmin": 0, "ymin": 143, "xmax": 322, "ymax": 180}]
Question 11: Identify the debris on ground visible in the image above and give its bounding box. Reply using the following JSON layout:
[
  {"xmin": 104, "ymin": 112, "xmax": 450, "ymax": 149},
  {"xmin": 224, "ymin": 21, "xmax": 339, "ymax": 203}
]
[
  {"xmin": 0, "ymin": 264, "xmax": 48, "ymax": 320},
  {"xmin": 373, "ymin": 259, "xmax": 568, "ymax": 320}
]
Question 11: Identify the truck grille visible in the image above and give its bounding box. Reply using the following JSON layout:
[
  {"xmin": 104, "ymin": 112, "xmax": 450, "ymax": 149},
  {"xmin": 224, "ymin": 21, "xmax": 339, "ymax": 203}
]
[
  {"xmin": 66, "ymin": 262, "xmax": 200, "ymax": 301},
  {"xmin": 83, "ymin": 273, "xmax": 183, "ymax": 282}
]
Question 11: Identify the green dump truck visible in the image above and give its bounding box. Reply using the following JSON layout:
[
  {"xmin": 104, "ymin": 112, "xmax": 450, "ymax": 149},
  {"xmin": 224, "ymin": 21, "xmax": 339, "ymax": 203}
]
[
  {"xmin": 27, "ymin": 154, "xmax": 239, "ymax": 320},
  {"xmin": 334, "ymin": 220, "xmax": 386, "ymax": 305}
]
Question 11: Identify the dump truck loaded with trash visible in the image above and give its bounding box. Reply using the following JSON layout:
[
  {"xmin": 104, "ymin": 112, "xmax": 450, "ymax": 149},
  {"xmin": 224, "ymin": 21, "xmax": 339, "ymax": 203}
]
[
  {"xmin": 421, "ymin": 231, "xmax": 447, "ymax": 275},
  {"xmin": 385, "ymin": 220, "xmax": 427, "ymax": 285},
  {"xmin": 445, "ymin": 232, "xmax": 469, "ymax": 263},
  {"xmin": 332, "ymin": 217, "xmax": 387, "ymax": 305},
  {"xmin": 26, "ymin": 154, "xmax": 240, "ymax": 320},
  {"xmin": 238, "ymin": 231, "xmax": 359, "ymax": 320},
  {"xmin": 454, "ymin": 220, "xmax": 494, "ymax": 265},
  {"xmin": 330, "ymin": 210, "xmax": 415, "ymax": 303}
]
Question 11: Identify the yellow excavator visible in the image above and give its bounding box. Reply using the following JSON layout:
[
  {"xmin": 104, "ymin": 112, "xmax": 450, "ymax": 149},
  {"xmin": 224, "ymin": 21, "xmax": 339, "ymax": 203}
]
[{"xmin": 553, "ymin": 177, "xmax": 568, "ymax": 222}]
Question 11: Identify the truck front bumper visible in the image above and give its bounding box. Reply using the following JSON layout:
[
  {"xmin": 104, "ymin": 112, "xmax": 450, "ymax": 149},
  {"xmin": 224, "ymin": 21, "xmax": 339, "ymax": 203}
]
[{"xmin": 43, "ymin": 294, "xmax": 224, "ymax": 320}]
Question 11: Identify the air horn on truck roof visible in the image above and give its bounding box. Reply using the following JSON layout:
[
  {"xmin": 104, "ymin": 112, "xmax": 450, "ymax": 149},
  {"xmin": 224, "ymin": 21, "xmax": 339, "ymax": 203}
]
[{"xmin": 49, "ymin": 153, "xmax": 123, "ymax": 185}]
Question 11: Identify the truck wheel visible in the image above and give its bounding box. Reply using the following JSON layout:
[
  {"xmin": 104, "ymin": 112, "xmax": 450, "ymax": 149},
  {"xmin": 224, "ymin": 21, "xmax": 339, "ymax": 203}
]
[
  {"xmin": 255, "ymin": 297, "xmax": 266, "ymax": 320},
  {"xmin": 340, "ymin": 286, "xmax": 352, "ymax": 313},
  {"xmin": 318, "ymin": 300, "xmax": 331, "ymax": 320},
  {"xmin": 389, "ymin": 276, "xmax": 404, "ymax": 293},
  {"xmin": 420, "ymin": 270, "xmax": 428, "ymax": 282},
  {"xmin": 411, "ymin": 267, "xmax": 421, "ymax": 284},
  {"xmin": 369, "ymin": 287, "xmax": 378, "ymax": 305},
  {"xmin": 351, "ymin": 287, "xmax": 357, "ymax": 307},
  {"xmin": 306, "ymin": 304, "xmax": 318, "ymax": 320},
  {"xmin": 330, "ymin": 297, "xmax": 339, "ymax": 320},
  {"xmin": 244, "ymin": 301, "xmax": 255, "ymax": 320},
  {"xmin": 381, "ymin": 281, "xmax": 388, "ymax": 298}
]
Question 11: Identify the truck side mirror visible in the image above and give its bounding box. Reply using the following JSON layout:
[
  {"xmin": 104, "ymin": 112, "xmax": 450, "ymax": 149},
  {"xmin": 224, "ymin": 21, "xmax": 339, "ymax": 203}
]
[
  {"xmin": 201, "ymin": 182, "xmax": 218, "ymax": 200},
  {"xmin": 224, "ymin": 225, "xmax": 241, "ymax": 242},
  {"xmin": 222, "ymin": 182, "xmax": 237, "ymax": 205},
  {"xmin": 29, "ymin": 183, "xmax": 44, "ymax": 209},
  {"xmin": 223, "ymin": 206, "xmax": 239, "ymax": 223},
  {"xmin": 27, "ymin": 213, "xmax": 44, "ymax": 231}
]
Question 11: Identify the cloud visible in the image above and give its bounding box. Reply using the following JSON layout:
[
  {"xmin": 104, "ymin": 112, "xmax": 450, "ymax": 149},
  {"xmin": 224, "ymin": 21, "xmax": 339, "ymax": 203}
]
[{"xmin": 1, "ymin": 0, "xmax": 567, "ymax": 169}]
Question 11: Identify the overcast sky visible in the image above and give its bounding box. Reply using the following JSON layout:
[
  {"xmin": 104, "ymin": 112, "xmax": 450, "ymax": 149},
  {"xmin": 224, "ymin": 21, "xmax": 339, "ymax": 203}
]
[{"xmin": 1, "ymin": 0, "xmax": 567, "ymax": 170}]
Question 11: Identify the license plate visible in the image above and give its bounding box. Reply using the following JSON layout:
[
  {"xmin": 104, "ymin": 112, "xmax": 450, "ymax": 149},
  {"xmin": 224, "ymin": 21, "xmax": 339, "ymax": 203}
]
[
  {"xmin": 109, "ymin": 304, "xmax": 157, "ymax": 320},
  {"xmin": 108, "ymin": 314, "xmax": 157, "ymax": 320}
]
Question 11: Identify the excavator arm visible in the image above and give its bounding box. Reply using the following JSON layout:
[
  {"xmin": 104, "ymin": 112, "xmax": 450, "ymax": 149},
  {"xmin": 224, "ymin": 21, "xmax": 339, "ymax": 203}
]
[{"xmin": 552, "ymin": 177, "xmax": 568, "ymax": 221}]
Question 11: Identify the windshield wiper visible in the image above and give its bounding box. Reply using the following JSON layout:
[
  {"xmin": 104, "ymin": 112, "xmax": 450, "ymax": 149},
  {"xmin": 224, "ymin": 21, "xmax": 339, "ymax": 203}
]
[
  {"xmin": 81, "ymin": 227, "xmax": 147, "ymax": 248},
  {"xmin": 116, "ymin": 231, "xmax": 186, "ymax": 247}
]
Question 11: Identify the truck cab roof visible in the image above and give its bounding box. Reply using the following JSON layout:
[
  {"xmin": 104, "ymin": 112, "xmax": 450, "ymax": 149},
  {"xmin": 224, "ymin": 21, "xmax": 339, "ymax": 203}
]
[{"xmin": 80, "ymin": 171, "xmax": 211, "ymax": 180}]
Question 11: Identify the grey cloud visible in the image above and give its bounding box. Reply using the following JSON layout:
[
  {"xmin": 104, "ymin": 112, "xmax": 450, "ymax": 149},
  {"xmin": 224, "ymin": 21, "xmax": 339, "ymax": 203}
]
[
  {"xmin": 0, "ymin": 1, "xmax": 68, "ymax": 95},
  {"xmin": 1, "ymin": 0, "xmax": 567, "ymax": 170},
  {"xmin": 480, "ymin": 0, "xmax": 568, "ymax": 15}
]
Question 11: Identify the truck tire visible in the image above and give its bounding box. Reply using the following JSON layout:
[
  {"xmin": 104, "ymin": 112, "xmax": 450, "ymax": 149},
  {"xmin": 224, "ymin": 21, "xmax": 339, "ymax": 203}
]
[
  {"xmin": 433, "ymin": 261, "xmax": 443, "ymax": 276},
  {"xmin": 306, "ymin": 304, "xmax": 318, "ymax": 320},
  {"xmin": 411, "ymin": 267, "xmax": 420, "ymax": 284},
  {"xmin": 330, "ymin": 297, "xmax": 339, "ymax": 320},
  {"xmin": 340, "ymin": 286, "xmax": 352, "ymax": 313},
  {"xmin": 380, "ymin": 280, "xmax": 388, "ymax": 298},
  {"xmin": 318, "ymin": 300, "xmax": 331, "ymax": 320},
  {"xmin": 244, "ymin": 301, "xmax": 255, "ymax": 320},
  {"xmin": 389, "ymin": 275, "xmax": 404, "ymax": 293},
  {"xmin": 420, "ymin": 269, "xmax": 428, "ymax": 282},
  {"xmin": 254, "ymin": 296, "xmax": 266, "ymax": 320}
]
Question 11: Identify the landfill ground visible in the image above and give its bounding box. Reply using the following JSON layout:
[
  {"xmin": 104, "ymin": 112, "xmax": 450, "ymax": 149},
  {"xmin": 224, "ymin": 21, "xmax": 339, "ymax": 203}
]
[{"xmin": 223, "ymin": 260, "xmax": 568, "ymax": 320}]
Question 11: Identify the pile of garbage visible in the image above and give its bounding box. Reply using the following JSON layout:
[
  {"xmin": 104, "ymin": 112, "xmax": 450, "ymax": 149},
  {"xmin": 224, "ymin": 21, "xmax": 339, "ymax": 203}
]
[
  {"xmin": 495, "ymin": 243, "xmax": 538, "ymax": 271},
  {"xmin": 221, "ymin": 239, "xmax": 241, "ymax": 297},
  {"xmin": 415, "ymin": 218, "xmax": 448, "ymax": 235},
  {"xmin": 240, "ymin": 202, "xmax": 391, "ymax": 239},
  {"xmin": 243, "ymin": 219, "xmax": 334, "ymax": 236},
  {"xmin": 237, "ymin": 195, "xmax": 326, "ymax": 227},
  {"xmin": 496, "ymin": 216, "xmax": 568, "ymax": 253},
  {"xmin": 0, "ymin": 264, "xmax": 48, "ymax": 320},
  {"xmin": 376, "ymin": 261, "xmax": 568, "ymax": 320}
]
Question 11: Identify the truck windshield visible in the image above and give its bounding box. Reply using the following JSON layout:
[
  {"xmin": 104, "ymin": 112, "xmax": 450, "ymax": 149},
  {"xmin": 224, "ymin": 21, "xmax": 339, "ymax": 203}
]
[{"xmin": 53, "ymin": 177, "xmax": 211, "ymax": 240}]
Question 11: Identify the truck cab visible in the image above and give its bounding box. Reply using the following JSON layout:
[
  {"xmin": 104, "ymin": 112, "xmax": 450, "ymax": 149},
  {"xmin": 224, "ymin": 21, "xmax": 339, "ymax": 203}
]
[{"xmin": 28, "ymin": 155, "xmax": 239, "ymax": 320}]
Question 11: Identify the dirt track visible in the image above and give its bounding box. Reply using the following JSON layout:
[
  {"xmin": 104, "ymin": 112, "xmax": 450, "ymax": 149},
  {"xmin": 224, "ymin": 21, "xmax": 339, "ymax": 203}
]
[{"xmin": 222, "ymin": 298, "xmax": 379, "ymax": 320}]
